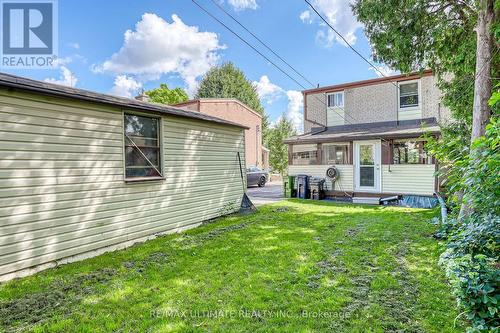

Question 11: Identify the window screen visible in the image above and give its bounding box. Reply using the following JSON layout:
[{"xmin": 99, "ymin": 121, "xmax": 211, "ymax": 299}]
[
  {"xmin": 124, "ymin": 114, "xmax": 162, "ymax": 179},
  {"xmin": 393, "ymin": 140, "xmax": 429, "ymax": 164},
  {"xmin": 292, "ymin": 150, "xmax": 318, "ymax": 165},
  {"xmin": 323, "ymin": 145, "xmax": 348, "ymax": 164}
]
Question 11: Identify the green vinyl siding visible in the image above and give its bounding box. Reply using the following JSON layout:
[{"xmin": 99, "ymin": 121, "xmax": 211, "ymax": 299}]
[{"xmin": 0, "ymin": 89, "xmax": 245, "ymax": 280}]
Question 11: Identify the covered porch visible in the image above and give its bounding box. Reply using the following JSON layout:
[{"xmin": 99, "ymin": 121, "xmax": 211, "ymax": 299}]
[{"xmin": 284, "ymin": 119, "xmax": 441, "ymax": 198}]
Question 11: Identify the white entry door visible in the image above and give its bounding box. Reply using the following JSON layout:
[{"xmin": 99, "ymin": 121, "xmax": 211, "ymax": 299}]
[{"xmin": 354, "ymin": 140, "xmax": 381, "ymax": 192}]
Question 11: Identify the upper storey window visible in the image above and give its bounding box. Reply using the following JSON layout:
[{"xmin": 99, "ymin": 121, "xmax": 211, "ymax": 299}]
[
  {"xmin": 398, "ymin": 80, "xmax": 421, "ymax": 120},
  {"xmin": 326, "ymin": 91, "xmax": 344, "ymax": 126},
  {"xmin": 327, "ymin": 91, "xmax": 344, "ymax": 108}
]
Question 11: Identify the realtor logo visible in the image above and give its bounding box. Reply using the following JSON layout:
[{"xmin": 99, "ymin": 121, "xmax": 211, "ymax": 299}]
[{"xmin": 1, "ymin": 0, "xmax": 58, "ymax": 68}]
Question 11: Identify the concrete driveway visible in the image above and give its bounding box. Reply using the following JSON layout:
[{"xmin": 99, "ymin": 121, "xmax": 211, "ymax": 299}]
[{"xmin": 246, "ymin": 181, "xmax": 284, "ymax": 206}]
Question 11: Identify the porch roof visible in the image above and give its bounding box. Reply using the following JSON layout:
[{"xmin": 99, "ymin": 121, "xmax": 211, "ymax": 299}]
[{"xmin": 284, "ymin": 118, "xmax": 440, "ymax": 144}]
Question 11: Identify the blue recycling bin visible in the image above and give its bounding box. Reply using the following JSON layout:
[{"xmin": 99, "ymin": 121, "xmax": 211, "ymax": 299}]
[{"xmin": 296, "ymin": 175, "xmax": 309, "ymax": 199}]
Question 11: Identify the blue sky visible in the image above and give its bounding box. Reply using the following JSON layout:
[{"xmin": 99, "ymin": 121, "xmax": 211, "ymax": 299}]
[{"xmin": 3, "ymin": 0, "xmax": 396, "ymax": 132}]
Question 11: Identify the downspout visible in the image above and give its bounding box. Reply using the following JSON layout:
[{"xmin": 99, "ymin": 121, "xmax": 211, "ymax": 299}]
[{"xmin": 434, "ymin": 192, "xmax": 447, "ymax": 224}]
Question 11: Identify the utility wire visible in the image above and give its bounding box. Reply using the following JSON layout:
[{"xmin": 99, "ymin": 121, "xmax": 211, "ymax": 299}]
[
  {"xmin": 304, "ymin": 0, "xmax": 398, "ymax": 88},
  {"xmin": 209, "ymin": 0, "xmax": 315, "ymax": 88},
  {"xmin": 207, "ymin": 0, "xmax": 394, "ymax": 134},
  {"xmin": 192, "ymin": 0, "xmax": 395, "ymax": 144}
]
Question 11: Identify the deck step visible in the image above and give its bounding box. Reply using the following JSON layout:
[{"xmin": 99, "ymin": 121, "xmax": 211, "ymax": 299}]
[{"xmin": 352, "ymin": 197, "xmax": 381, "ymax": 205}]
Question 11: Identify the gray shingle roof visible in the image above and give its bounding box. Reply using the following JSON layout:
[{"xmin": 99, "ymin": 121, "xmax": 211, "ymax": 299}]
[
  {"xmin": 0, "ymin": 72, "xmax": 249, "ymax": 129},
  {"xmin": 284, "ymin": 119, "xmax": 440, "ymax": 144}
]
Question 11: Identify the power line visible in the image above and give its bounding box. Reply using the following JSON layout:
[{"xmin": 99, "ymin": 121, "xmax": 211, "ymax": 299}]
[
  {"xmin": 192, "ymin": 0, "xmax": 307, "ymax": 91},
  {"xmin": 304, "ymin": 0, "xmax": 398, "ymax": 88},
  {"xmin": 191, "ymin": 0, "xmax": 326, "ymax": 128},
  {"xmin": 208, "ymin": 0, "xmax": 315, "ymax": 88},
  {"xmin": 207, "ymin": 0, "xmax": 395, "ymax": 133},
  {"xmin": 192, "ymin": 0, "xmax": 396, "ymax": 143}
]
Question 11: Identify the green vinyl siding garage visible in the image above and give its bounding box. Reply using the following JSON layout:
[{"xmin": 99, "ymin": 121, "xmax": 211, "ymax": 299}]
[{"xmin": 0, "ymin": 73, "xmax": 247, "ymax": 281}]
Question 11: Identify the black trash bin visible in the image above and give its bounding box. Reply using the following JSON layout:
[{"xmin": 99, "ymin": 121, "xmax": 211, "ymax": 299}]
[
  {"xmin": 296, "ymin": 175, "xmax": 309, "ymax": 199},
  {"xmin": 309, "ymin": 177, "xmax": 325, "ymax": 200}
]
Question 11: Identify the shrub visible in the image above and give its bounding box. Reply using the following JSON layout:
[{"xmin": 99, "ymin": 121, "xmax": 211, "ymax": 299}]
[
  {"xmin": 443, "ymin": 254, "xmax": 499, "ymax": 332},
  {"xmin": 441, "ymin": 215, "xmax": 499, "ymax": 260},
  {"xmin": 439, "ymin": 214, "xmax": 500, "ymax": 332}
]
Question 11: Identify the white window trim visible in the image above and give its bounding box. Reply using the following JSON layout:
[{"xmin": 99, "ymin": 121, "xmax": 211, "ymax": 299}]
[
  {"xmin": 398, "ymin": 79, "xmax": 421, "ymax": 112},
  {"xmin": 326, "ymin": 91, "xmax": 344, "ymax": 108}
]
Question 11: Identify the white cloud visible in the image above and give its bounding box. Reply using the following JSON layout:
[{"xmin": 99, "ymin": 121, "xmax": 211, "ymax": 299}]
[
  {"xmin": 286, "ymin": 90, "xmax": 304, "ymax": 133},
  {"xmin": 110, "ymin": 75, "xmax": 142, "ymax": 98},
  {"xmin": 369, "ymin": 65, "xmax": 400, "ymax": 77},
  {"xmin": 227, "ymin": 0, "xmax": 257, "ymax": 11},
  {"xmin": 253, "ymin": 75, "xmax": 284, "ymax": 104},
  {"xmin": 68, "ymin": 42, "xmax": 80, "ymax": 49},
  {"xmin": 303, "ymin": 0, "xmax": 362, "ymax": 47},
  {"xmin": 44, "ymin": 66, "xmax": 77, "ymax": 87},
  {"xmin": 299, "ymin": 10, "xmax": 312, "ymax": 24},
  {"xmin": 53, "ymin": 56, "xmax": 72, "ymax": 66},
  {"xmin": 254, "ymin": 75, "xmax": 304, "ymax": 133},
  {"xmin": 93, "ymin": 13, "xmax": 223, "ymax": 95}
]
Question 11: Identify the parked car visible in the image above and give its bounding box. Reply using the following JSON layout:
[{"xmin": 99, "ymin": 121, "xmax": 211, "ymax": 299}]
[{"xmin": 246, "ymin": 166, "xmax": 269, "ymax": 187}]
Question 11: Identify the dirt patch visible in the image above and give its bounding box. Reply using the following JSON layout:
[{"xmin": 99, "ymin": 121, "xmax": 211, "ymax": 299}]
[
  {"xmin": 0, "ymin": 268, "xmax": 117, "ymax": 332},
  {"xmin": 272, "ymin": 207, "xmax": 290, "ymax": 213},
  {"xmin": 344, "ymin": 224, "xmax": 366, "ymax": 238},
  {"xmin": 307, "ymin": 249, "xmax": 346, "ymax": 289},
  {"xmin": 122, "ymin": 252, "xmax": 170, "ymax": 272},
  {"xmin": 376, "ymin": 240, "xmax": 422, "ymax": 333},
  {"xmin": 180, "ymin": 222, "xmax": 251, "ymax": 248}
]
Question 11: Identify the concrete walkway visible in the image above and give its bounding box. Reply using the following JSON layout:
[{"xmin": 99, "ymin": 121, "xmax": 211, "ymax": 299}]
[{"xmin": 246, "ymin": 181, "xmax": 284, "ymax": 206}]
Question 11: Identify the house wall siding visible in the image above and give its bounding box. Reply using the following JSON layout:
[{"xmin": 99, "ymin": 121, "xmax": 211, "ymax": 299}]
[
  {"xmin": 382, "ymin": 165, "xmax": 435, "ymax": 196},
  {"xmin": 288, "ymin": 164, "xmax": 435, "ymax": 196},
  {"xmin": 304, "ymin": 75, "xmax": 448, "ymax": 132},
  {"xmin": 0, "ymin": 90, "xmax": 245, "ymax": 281}
]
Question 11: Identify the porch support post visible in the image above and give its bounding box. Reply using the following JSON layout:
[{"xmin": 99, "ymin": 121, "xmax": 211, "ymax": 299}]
[
  {"xmin": 381, "ymin": 139, "xmax": 393, "ymax": 165},
  {"xmin": 316, "ymin": 143, "xmax": 322, "ymax": 164},
  {"xmin": 348, "ymin": 142, "xmax": 353, "ymax": 164}
]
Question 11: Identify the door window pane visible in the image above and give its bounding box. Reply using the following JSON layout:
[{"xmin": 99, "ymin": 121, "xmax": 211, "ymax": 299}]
[
  {"xmin": 359, "ymin": 145, "xmax": 374, "ymax": 165},
  {"xmin": 360, "ymin": 166, "xmax": 375, "ymax": 187}
]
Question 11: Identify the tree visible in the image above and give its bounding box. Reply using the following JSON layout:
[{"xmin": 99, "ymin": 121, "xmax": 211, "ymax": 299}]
[
  {"xmin": 266, "ymin": 116, "xmax": 296, "ymax": 175},
  {"xmin": 145, "ymin": 84, "xmax": 188, "ymax": 105},
  {"xmin": 196, "ymin": 62, "xmax": 264, "ymax": 113},
  {"xmin": 195, "ymin": 62, "xmax": 269, "ymax": 132},
  {"xmin": 352, "ymin": 0, "xmax": 499, "ymax": 215}
]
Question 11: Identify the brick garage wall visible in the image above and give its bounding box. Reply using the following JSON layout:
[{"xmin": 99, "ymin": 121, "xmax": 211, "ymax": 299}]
[
  {"xmin": 175, "ymin": 99, "xmax": 262, "ymax": 168},
  {"xmin": 198, "ymin": 100, "xmax": 262, "ymax": 168}
]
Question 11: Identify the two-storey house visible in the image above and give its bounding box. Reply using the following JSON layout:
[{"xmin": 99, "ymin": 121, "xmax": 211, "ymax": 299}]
[{"xmin": 284, "ymin": 70, "xmax": 450, "ymax": 200}]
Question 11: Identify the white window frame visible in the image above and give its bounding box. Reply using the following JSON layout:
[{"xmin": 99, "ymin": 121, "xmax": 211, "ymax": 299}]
[
  {"xmin": 327, "ymin": 91, "xmax": 344, "ymax": 108},
  {"xmin": 398, "ymin": 79, "xmax": 421, "ymax": 111}
]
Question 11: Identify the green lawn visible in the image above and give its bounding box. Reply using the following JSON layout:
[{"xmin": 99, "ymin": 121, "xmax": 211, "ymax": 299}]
[{"xmin": 0, "ymin": 200, "xmax": 463, "ymax": 332}]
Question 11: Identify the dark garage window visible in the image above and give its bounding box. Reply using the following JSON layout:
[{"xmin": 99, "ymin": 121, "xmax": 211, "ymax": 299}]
[{"xmin": 124, "ymin": 114, "xmax": 162, "ymax": 180}]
